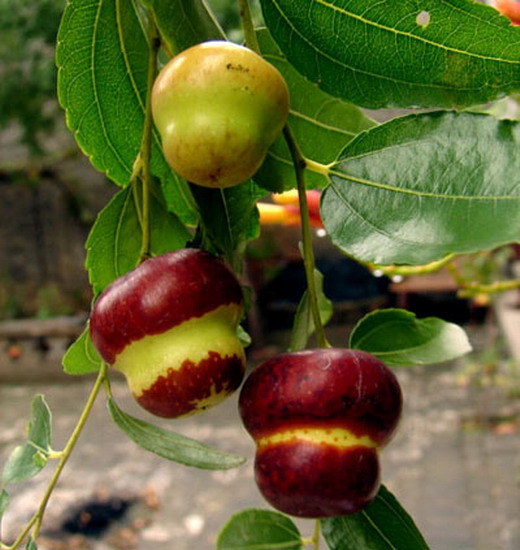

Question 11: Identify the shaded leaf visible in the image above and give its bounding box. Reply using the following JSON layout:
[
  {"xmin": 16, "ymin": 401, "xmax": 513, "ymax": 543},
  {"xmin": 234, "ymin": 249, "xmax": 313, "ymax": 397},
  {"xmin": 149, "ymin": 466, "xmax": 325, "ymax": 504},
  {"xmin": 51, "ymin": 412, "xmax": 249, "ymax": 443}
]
[
  {"xmin": 107, "ymin": 397, "xmax": 245, "ymax": 470},
  {"xmin": 2, "ymin": 396, "xmax": 52, "ymax": 484},
  {"xmin": 322, "ymin": 112, "xmax": 520, "ymax": 265},
  {"xmin": 349, "ymin": 309, "xmax": 472, "ymax": 366},
  {"xmin": 261, "ymin": 0, "xmax": 520, "ymax": 109},
  {"xmin": 191, "ymin": 182, "xmax": 265, "ymax": 268},
  {"xmin": 290, "ymin": 269, "xmax": 332, "ymax": 351},
  {"xmin": 86, "ymin": 184, "xmax": 191, "ymax": 296},
  {"xmin": 56, "ymin": 0, "xmax": 196, "ymax": 223},
  {"xmin": 147, "ymin": 0, "xmax": 225, "ymax": 55},
  {"xmin": 217, "ymin": 508, "xmax": 302, "ymax": 550},
  {"xmin": 26, "ymin": 536, "xmax": 37, "ymax": 550},
  {"xmin": 62, "ymin": 326, "xmax": 103, "ymax": 375},
  {"xmin": 322, "ymin": 485, "xmax": 430, "ymax": 550},
  {"xmin": 254, "ymin": 28, "xmax": 376, "ymax": 192}
]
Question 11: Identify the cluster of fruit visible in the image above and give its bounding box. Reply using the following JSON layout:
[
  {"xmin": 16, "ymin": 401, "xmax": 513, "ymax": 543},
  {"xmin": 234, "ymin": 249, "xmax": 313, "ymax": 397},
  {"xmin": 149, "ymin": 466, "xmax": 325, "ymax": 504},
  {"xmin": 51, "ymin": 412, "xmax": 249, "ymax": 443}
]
[{"xmin": 89, "ymin": 42, "xmax": 403, "ymax": 519}]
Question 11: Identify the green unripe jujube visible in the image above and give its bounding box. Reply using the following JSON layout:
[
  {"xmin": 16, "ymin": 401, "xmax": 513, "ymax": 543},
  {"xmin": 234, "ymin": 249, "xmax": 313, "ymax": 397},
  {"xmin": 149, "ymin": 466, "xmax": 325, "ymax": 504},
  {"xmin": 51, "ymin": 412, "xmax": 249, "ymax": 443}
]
[{"xmin": 151, "ymin": 41, "xmax": 290, "ymax": 188}]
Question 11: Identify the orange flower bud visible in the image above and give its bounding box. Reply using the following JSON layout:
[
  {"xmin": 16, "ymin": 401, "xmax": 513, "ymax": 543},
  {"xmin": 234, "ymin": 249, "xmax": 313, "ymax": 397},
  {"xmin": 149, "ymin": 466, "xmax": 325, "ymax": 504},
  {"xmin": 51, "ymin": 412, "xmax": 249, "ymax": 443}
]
[{"xmin": 257, "ymin": 203, "xmax": 298, "ymax": 226}]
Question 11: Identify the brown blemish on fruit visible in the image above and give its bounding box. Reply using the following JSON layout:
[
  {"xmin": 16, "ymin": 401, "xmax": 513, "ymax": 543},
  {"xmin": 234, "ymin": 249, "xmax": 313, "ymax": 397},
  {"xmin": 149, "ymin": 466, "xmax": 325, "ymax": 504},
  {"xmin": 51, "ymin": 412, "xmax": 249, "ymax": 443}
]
[{"xmin": 226, "ymin": 62, "xmax": 250, "ymax": 73}]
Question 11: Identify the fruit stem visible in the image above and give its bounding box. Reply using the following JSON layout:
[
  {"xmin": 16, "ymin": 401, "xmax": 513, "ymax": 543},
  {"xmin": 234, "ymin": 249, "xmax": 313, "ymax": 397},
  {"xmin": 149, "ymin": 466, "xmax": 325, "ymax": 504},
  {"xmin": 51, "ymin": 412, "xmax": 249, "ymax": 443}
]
[
  {"xmin": 237, "ymin": 0, "xmax": 260, "ymax": 54},
  {"xmin": 283, "ymin": 125, "xmax": 330, "ymax": 349},
  {"xmin": 312, "ymin": 519, "xmax": 321, "ymax": 549},
  {"xmin": 4, "ymin": 364, "xmax": 108, "ymax": 549},
  {"xmin": 301, "ymin": 520, "xmax": 321, "ymax": 549},
  {"xmin": 137, "ymin": 12, "xmax": 161, "ymax": 262}
]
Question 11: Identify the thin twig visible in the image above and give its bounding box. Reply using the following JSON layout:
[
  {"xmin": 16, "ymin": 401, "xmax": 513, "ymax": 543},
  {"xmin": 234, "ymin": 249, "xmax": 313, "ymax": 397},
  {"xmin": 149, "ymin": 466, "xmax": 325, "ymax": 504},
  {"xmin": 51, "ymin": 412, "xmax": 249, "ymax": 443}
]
[
  {"xmin": 5, "ymin": 364, "xmax": 108, "ymax": 549},
  {"xmin": 237, "ymin": 0, "xmax": 260, "ymax": 53},
  {"xmin": 137, "ymin": 13, "xmax": 161, "ymax": 262},
  {"xmin": 283, "ymin": 125, "xmax": 330, "ymax": 349}
]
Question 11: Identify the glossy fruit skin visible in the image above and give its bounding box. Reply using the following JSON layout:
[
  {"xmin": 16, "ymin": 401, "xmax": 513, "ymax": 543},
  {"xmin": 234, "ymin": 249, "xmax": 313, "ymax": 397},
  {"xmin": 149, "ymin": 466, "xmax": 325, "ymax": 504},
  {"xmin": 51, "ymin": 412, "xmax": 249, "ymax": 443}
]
[
  {"xmin": 239, "ymin": 348, "xmax": 402, "ymax": 518},
  {"xmin": 90, "ymin": 249, "xmax": 245, "ymax": 418},
  {"xmin": 152, "ymin": 40, "xmax": 290, "ymax": 188}
]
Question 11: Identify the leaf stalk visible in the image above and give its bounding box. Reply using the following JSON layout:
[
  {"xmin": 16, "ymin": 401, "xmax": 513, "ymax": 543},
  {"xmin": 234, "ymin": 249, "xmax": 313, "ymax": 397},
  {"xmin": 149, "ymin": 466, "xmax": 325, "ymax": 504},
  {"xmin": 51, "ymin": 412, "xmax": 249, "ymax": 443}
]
[
  {"xmin": 447, "ymin": 261, "xmax": 520, "ymax": 298},
  {"xmin": 367, "ymin": 253, "xmax": 457, "ymax": 277}
]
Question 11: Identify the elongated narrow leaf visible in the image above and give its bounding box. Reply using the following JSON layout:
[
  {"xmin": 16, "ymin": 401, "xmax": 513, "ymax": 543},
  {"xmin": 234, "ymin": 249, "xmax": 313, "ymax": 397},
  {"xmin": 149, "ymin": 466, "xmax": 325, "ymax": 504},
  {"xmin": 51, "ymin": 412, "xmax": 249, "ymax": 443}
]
[
  {"xmin": 107, "ymin": 398, "xmax": 245, "ymax": 470},
  {"xmin": 146, "ymin": 0, "xmax": 225, "ymax": 55},
  {"xmin": 321, "ymin": 485, "xmax": 430, "ymax": 550},
  {"xmin": 2, "ymin": 396, "xmax": 52, "ymax": 484},
  {"xmin": 25, "ymin": 537, "xmax": 37, "ymax": 550},
  {"xmin": 86, "ymin": 185, "xmax": 191, "ymax": 296},
  {"xmin": 261, "ymin": 0, "xmax": 520, "ymax": 109},
  {"xmin": 56, "ymin": 0, "xmax": 196, "ymax": 223},
  {"xmin": 62, "ymin": 326, "xmax": 103, "ymax": 375},
  {"xmin": 322, "ymin": 112, "xmax": 520, "ymax": 265},
  {"xmin": 254, "ymin": 29, "xmax": 376, "ymax": 192},
  {"xmin": 290, "ymin": 269, "xmax": 332, "ymax": 351},
  {"xmin": 0, "ymin": 489, "xmax": 9, "ymax": 520},
  {"xmin": 217, "ymin": 509, "xmax": 302, "ymax": 550},
  {"xmin": 349, "ymin": 309, "xmax": 472, "ymax": 366}
]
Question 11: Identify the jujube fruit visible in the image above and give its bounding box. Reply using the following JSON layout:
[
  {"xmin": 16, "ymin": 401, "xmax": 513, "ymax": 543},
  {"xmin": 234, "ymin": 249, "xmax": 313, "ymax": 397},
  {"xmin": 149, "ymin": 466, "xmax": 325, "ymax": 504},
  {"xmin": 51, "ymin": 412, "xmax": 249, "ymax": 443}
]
[
  {"xmin": 90, "ymin": 249, "xmax": 245, "ymax": 418},
  {"xmin": 495, "ymin": 0, "xmax": 520, "ymax": 25},
  {"xmin": 239, "ymin": 348, "xmax": 402, "ymax": 518},
  {"xmin": 151, "ymin": 40, "xmax": 290, "ymax": 188}
]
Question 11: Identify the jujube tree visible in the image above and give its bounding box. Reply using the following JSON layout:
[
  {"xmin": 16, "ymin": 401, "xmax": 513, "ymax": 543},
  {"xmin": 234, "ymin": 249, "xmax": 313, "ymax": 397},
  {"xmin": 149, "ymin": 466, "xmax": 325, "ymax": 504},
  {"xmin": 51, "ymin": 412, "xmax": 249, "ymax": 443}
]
[{"xmin": 1, "ymin": 1, "xmax": 519, "ymax": 549}]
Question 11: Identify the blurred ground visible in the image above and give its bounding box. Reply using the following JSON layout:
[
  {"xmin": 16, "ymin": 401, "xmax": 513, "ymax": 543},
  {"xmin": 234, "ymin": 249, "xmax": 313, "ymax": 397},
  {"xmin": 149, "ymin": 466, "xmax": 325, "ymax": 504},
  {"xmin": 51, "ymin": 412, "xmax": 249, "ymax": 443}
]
[{"xmin": 1, "ymin": 319, "xmax": 519, "ymax": 550}]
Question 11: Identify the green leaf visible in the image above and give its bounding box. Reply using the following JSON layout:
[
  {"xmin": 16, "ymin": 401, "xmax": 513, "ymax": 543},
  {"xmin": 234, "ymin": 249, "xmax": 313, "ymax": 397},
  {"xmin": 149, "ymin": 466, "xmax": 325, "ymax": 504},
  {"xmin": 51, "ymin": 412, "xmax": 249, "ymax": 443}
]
[
  {"xmin": 349, "ymin": 309, "xmax": 472, "ymax": 367},
  {"xmin": 86, "ymin": 184, "xmax": 191, "ymax": 296},
  {"xmin": 25, "ymin": 536, "xmax": 37, "ymax": 550},
  {"xmin": 191, "ymin": 182, "xmax": 265, "ymax": 267},
  {"xmin": 289, "ymin": 269, "xmax": 332, "ymax": 351},
  {"xmin": 0, "ymin": 489, "xmax": 9, "ymax": 520},
  {"xmin": 321, "ymin": 112, "xmax": 520, "ymax": 265},
  {"xmin": 260, "ymin": 0, "xmax": 520, "ymax": 109},
  {"xmin": 217, "ymin": 509, "xmax": 302, "ymax": 550},
  {"xmin": 254, "ymin": 28, "xmax": 376, "ymax": 192},
  {"xmin": 147, "ymin": 0, "xmax": 225, "ymax": 55},
  {"xmin": 237, "ymin": 325, "xmax": 252, "ymax": 348},
  {"xmin": 107, "ymin": 397, "xmax": 246, "ymax": 470},
  {"xmin": 2, "ymin": 396, "xmax": 52, "ymax": 485},
  {"xmin": 322, "ymin": 485, "xmax": 430, "ymax": 550},
  {"xmin": 56, "ymin": 0, "xmax": 197, "ymax": 223},
  {"xmin": 62, "ymin": 326, "xmax": 103, "ymax": 375}
]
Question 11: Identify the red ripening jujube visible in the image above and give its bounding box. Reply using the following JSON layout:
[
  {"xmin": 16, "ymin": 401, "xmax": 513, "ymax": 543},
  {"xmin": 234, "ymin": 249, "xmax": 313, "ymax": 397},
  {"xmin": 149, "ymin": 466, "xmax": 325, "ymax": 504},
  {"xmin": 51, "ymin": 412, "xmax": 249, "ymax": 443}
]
[
  {"xmin": 90, "ymin": 249, "xmax": 246, "ymax": 418},
  {"xmin": 239, "ymin": 348, "xmax": 403, "ymax": 518}
]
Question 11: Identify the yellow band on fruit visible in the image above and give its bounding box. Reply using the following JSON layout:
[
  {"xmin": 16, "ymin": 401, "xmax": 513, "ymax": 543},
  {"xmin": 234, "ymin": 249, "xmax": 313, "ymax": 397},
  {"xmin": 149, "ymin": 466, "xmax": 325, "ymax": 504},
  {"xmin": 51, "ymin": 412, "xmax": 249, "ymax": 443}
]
[
  {"xmin": 257, "ymin": 427, "xmax": 377, "ymax": 451},
  {"xmin": 113, "ymin": 304, "xmax": 244, "ymax": 396}
]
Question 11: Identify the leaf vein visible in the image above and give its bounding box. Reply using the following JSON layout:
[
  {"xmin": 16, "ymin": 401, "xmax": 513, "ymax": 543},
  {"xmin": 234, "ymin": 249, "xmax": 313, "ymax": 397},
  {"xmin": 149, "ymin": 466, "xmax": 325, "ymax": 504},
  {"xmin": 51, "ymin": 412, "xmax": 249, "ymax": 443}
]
[
  {"xmin": 330, "ymin": 171, "xmax": 520, "ymax": 201},
  {"xmin": 268, "ymin": 0, "xmax": 519, "ymax": 94},
  {"xmin": 313, "ymin": 0, "xmax": 520, "ymax": 64},
  {"xmin": 90, "ymin": 0, "xmax": 132, "ymax": 178}
]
